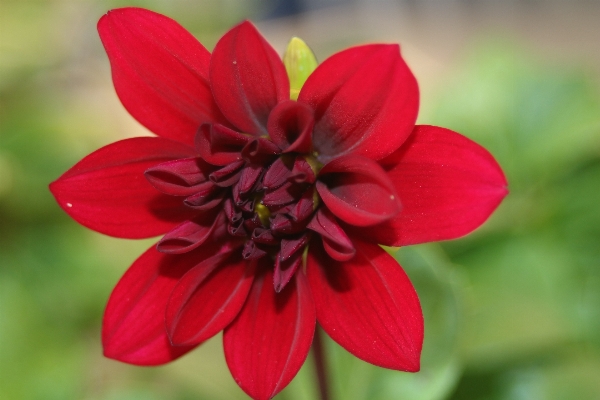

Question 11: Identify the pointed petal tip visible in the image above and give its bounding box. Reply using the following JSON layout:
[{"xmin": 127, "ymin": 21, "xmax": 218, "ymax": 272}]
[
  {"xmin": 97, "ymin": 7, "xmax": 143, "ymax": 29},
  {"xmin": 408, "ymin": 358, "xmax": 421, "ymax": 373}
]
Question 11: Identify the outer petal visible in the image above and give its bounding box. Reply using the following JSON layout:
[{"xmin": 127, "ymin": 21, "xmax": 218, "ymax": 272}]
[
  {"xmin": 298, "ymin": 44, "xmax": 418, "ymax": 162},
  {"xmin": 316, "ymin": 155, "xmax": 401, "ymax": 226},
  {"xmin": 49, "ymin": 137, "xmax": 197, "ymax": 238},
  {"xmin": 210, "ymin": 21, "xmax": 289, "ymax": 136},
  {"xmin": 98, "ymin": 8, "xmax": 226, "ymax": 145},
  {"xmin": 307, "ymin": 239, "xmax": 423, "ymax": 371},
  {"xmin": 101, "ymin": 242, "xmax": 230, "ymax": 365},
  {"xmin": 224, "ymin": 265, "xmax": 316, "ymax": 400},
  {"xmin": 166, "ymin": 252, "xmax": 254, "ymax": 346},
  {"xmin": 358, "ymin": 125, "xmax": 508, "ymax": 246}
]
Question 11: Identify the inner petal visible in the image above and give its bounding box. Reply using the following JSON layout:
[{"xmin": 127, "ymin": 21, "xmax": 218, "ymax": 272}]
[{"xmin": 267, "ymin": 100, "xmax": 314, "ymax": 153}]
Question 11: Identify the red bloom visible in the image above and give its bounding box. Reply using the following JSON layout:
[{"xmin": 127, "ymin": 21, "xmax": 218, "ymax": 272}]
[{"xmin": 49, "ymin": 8, "xmax": 507, "ymax": 400}]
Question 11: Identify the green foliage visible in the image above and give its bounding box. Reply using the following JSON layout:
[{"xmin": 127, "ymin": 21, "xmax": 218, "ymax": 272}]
[{"xmin": 430, "ymin": 40, "xmax": 600, "ymax": 400}]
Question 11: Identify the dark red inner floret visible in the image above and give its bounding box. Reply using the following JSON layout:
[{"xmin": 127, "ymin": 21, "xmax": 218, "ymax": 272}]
[{"xmin": 145, "ymin": 105, "xmax": 356, "ymax": 292}]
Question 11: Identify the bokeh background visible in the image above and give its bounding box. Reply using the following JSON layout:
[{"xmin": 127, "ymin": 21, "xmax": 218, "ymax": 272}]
[{"xmin": 2, "ymin": 0, "xmax": 600, "ymax": 399}]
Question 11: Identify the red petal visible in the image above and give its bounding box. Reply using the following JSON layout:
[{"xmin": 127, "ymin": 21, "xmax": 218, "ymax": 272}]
[
  {"xmin": 288, "ymin": 188, "xmax": 316, "ymax": 222},
  {"xmin": 210, "ymin": 21, "xmax": 289, "ymax": 136},
  {"xmin": 224, "ymin": 265, "xmax": 316, "ymax": 400},
  {"xmin": 307, "ymin": 208, "xmax": 355, "ymax": 261},
  {"xmin": 209, "ymin": 160, "xmax": 245, "ymax": 187},
  {"xmin": 263, "ymin": 181, "xmax": 307, "ymax": 207},
  {"xmin": 289, "ymin": 157, "xmax": 316, "ymax": 184},
  {"xmin": 280, "ymin": 234, "xmax": 309, "ymax": 261},
  {"xmin": 270, "ymin": 213, "xmax": 306, "ymax": 236},
  {"xmin": 358, "ymin": 125, "xmax": 508, "ymax": 246},
  {"xmin": 195, "ymin": 124, "xmax": 249, "ymax": 166},
  {"xmin": 263, "ymin": 156, "xmax": 294, "ymax": 190},
  {"xmin": 49, "ymin": 137, "xmax": 197, "ymax": 238},
  {"xmin": 241, "ymin": 240, "xmax": 268, "ymax": 260},
  {"xmin": 251, "ymin": 228, "xmax": 278, "ymax": 245},
  {"xmin": 183, "ymin": 185, "xmax": 225, "ymax": 211},
  {"xmin": 298, "ymin": 44, "xmax": 418, "ymax": 162},
  {"xmin": 102, "ymin": 243, "xmax": 224, "ymax": 365},
  {"xmin": 307, "ymin": 239, "xmax": 423, "ymax": 371},
  {"xmin": 316, "ymin": 155, "xmax": 401, "ymax": 226},
  {"xmin": 241, "ymin": 138, "xmax": 281, "ymax": 165},
  {"xmin": 166, "ymin": 252, "xmax": 254, "ymax": 346},
  {"xmin": 145, "ymin": 157, "xmax": 215, "ymax": 197},
  {"xmin": 273, "ymin": 251, "xmax": 303, "ymax": 293},
  {"xmin": 98, "ymin": 8, "xmax": 227, "ymax": 145},
  {"xmin": 267, "ymin": 100, "xmax": 314, "ymax": 153},
  {"xmin": 156, "ymin": 212, "xmax": 226, "ymax": 254}
]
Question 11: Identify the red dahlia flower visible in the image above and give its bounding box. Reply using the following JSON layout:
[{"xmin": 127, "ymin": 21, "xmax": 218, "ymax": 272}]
[{"xmin": 49, "ymin": 7, "xmax": 507, "ymax": 400}]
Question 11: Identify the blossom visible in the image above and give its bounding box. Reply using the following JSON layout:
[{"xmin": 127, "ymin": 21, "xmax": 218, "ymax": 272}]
[{"xmin": 49, "ymin": 7, "xmax": 507, "ymax": 400}]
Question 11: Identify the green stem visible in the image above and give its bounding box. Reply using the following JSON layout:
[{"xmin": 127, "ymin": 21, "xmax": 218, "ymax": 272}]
[{"xmin": 311, "ymin": 325, "xmax": 331, "ymax": 400}]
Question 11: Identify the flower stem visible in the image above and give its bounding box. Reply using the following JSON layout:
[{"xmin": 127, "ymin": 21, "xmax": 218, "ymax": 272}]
[{"xmin": 312, "ymin": 325, "xmax": 331, "ymax": 400}]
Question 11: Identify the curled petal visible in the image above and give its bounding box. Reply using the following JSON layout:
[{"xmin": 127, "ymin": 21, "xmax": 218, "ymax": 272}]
[
  {"xmin": 251, "ymin": 228, "xmax": 278, "ymax": 245},
  {"xmin": 166, "ymin": 252, "xmax": 254, "ymax": 346},
  {"xmin": 289, "ymin": 157, "xmax": 316, "ymax": 184},
  {"xmin": 238, "ymin": 197, "xmax": 257, "ymax": 213},
  {"xmin": 183, "ymin": 185, "xmax": 225, "ymax": 211},
  {"xmin": 102, "ymin": 243, "xmax": 226, "ymax": 365},
  {"xmin": 244, "ymin": 214, "xmax": 264, "ymax": 232},
  {"xmin": 307, "ymin": 239, "xmax": 423, "ymax": 372},
  {"xmin": 242, "ymin": 240, "xmax": 268, "ymax": 260},
  {"xmin": 157, "ymin": 212, "xmax": 226, "ymax": 254},
  {"xmin": 210, "ymin": 21, "xmax": 289, "ymax": 136},
  {"xmin": 195, "ymin": 124, "xmax": 249, "ymax": 166},
  {"xmin": 267, "ymin": 100, "xmax": 314, "ymax": 153},
  {"xmin": 49, "ymin": 137, "xmax": 196, "ymax": 238},
  {"xmin": 209, "ymin": 160, "xmax": 245, "ymax": 187},
  {"xmin": 316, "ymin": 155, "xmax": 400, "ymax": 226},
  {"xmin": 299, "ymin": 44, "xmax": 418, "ymax": 161},
  {"xmin": 357, "ymin": 125, "xmax": 509, "ymax": 246},
  {"xmin": 98, "ymin": 8, "xmax": 226, "ymax": 145},
  {"xmin": 241, "ymin": 137, "xmax": 280, "ymax": 164},
  {"xmin": 307, "ymin": 208, "xmax": 355, "ymax": 261},
  {"xmin": 145, "ymin": 157, "xmax": 215, "ymax": 196},
  {"xmin": 224, "ymin": 264, "xmax": 316, "ymax": 400},
  {"xmin": 228, "ymin": 218, "xmax": 248, "ymax": 237}
]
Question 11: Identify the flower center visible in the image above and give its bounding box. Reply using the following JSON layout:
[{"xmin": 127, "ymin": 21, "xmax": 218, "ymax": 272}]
[{"xmin": 254, "ymin": 200, "xmax": 271, "ymax": 227}]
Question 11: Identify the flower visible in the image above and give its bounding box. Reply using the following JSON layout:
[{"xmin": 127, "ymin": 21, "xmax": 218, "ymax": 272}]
[{"xmin": 49, "ymin": 7, "xmax": 507, "ymax": 400}]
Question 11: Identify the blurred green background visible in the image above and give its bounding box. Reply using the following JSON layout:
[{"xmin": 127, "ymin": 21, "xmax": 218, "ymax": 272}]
[{"xmin": 1, "ymin": 0, "xmax": 599, "ymax": 399}]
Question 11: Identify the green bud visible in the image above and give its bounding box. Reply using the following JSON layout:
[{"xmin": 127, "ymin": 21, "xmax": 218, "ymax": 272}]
[{"xmin": 283, "ymin": 37, "xmax": 318, "ymax": 101}]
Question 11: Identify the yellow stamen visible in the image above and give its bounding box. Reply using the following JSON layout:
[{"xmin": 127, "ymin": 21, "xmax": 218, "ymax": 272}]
[{"xmin": 254, "ymin": 202, "xmax": 271, "ymax": 227}]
